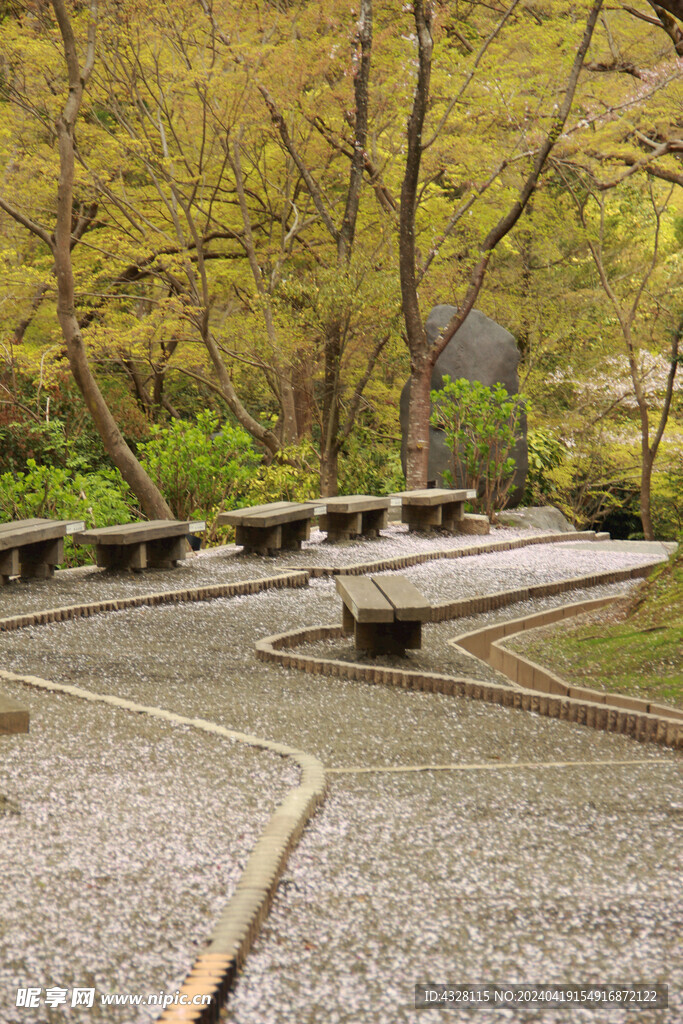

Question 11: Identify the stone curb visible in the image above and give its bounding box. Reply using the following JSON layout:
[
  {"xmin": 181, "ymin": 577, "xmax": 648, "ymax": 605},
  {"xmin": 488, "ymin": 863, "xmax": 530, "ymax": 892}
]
[
  {"xmin": 429, "ymin": 560, "xmax": 658, "ymax": 621},
  {"xmin": 0, "ymin": 669, "xmax": 326, "ymax": 1024},
  {"xmin": 0, "ymin": 572, "xmax": 309, "ymax": 634},
  {"xmin": 283, "ymin": 529, "xmax": 600, "ymax": 577},
  {"xmin": 255, "ymin": 564, "xmax": 682, "ymax": 750},
  {"xmin": 450, "ymin": 595, "xmax": 683, "ymax": 727}
]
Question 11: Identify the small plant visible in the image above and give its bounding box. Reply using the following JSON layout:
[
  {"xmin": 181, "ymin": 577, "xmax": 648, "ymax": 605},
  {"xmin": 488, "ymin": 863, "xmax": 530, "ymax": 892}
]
[
  {"xmin": 247, "ymin": 438, "xmax": 320, "ymax": 505},
  {"xmin": 430, "ymin": 376, "xmax": 526, "ymax": 521}
]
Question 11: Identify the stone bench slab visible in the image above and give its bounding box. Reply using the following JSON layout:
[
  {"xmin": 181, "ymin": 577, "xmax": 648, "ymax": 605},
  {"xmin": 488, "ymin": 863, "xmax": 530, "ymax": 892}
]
[
  {"xmin": 394, "ymin": 488, "xmax": 477, "ymax": 507},
  {"xmin": 73, "ymin": 520, "xmax": 203, "ymax": 545}
]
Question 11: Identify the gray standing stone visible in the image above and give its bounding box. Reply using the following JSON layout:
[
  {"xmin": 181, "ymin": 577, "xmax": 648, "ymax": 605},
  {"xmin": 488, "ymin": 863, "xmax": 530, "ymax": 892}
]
[{"xmin": 400, "ymin": 305, "xmax": 528, "ymax": 506}]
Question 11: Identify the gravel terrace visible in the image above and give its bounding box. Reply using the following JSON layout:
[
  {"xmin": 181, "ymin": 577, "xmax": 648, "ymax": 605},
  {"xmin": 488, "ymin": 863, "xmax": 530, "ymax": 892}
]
[
  {"xmin": 0, "ymin": 535, "xmax": 679, "ymax": 1023},
  {"xmin": 0, "ymin": 520, "xmax": 530, "ymax": 622}
]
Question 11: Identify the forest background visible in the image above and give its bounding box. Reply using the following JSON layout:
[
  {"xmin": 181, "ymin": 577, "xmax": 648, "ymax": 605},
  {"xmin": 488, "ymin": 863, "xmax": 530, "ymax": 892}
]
[{"xmin": 0, "ymin": 0, "xmax": 681, "ymax": 562}]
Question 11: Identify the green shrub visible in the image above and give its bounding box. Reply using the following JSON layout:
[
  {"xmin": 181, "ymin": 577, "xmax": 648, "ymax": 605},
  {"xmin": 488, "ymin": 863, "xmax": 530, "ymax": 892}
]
[
  {"xmin": 338, "ymin": 432, "xmax": 404, "ymax": 496},
  {"xmin": 246, "ymin": 438, "xmax": 320, "ymax": 505},
  {"xmin": 430, "ymin": 376, "xmax": 527, "ymax": 520},
  {"xmin": 523, "ymin": 426, "xmax": 565, "ymax": 504},
  {"xmin": 137, "ymin": 412, "xmax": 259, "ymax": 542},
  {"xmin": 0, "ymin": 460, "xmax": 135, "ymax": 566}
]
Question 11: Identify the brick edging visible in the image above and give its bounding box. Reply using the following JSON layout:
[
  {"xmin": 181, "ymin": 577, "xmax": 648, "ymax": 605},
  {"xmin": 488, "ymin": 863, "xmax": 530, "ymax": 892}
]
[
  {"xmin": 256, "ymin": 566, "xmax": 682, "ymax": 750},
  {"xmin": 450, "ymin": 596, "xmax": 683, "ymax": 726},
  {"xmin": 0, "ymin": 572, "xmax": 309, "ymax": 634},
  {"xmin": 284, "ymin": 530, "xmax": 600, "ymax": 577},
  {"xmin": 430, "ymin": 560, "xmax": 658, "ymax": 620},
  {"xmin": 0, "ymin": 668, "xmax": 326, "ymax": 1024}
]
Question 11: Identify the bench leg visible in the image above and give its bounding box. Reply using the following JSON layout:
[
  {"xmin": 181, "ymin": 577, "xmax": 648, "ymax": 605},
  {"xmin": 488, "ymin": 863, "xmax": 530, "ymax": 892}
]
[
  {"xmin": 96, "ymin": 542, "xmax": 148, "ymax": 570},
  {"xmin": 361, "ymin": 508, "xmax": 388, "ymax": 538},
  {"xmin": 147, "ymin": 536, "xmax": 187, "ymax": 568},
  {"xmin": 402, "ymin": 506, "xmax": 443, "ymax": 532},
  {"xmin": 342, "ymin": 604, "xmax": 355, "ymax": 635},
  {"xmin": 353, "ymin": 620, "xmax": 421, "ymax": 657},
  {"xmin": 320, "ymin": 512, "xmax": 362, "ymax": 543},
  {"xmin": 19, "ymin": 538, "xmax": 64, "ymax": 579},
  {"xmin": 401, "ymin": 620, "xmax": 422, "ymax": 650},
  {"xmin": 0, "ymin": 549, "xmax": 20, "ymax": 584},
  {"xmin": 236, "ymin": 524, "xmax": 282, "ymax": 556},
  {"xmin": 440, "ymin": 501, "xmax": 465, "ymax": 532},
  {"xmin": 352, "ymin": 619, "xmax": 422, "ymax": 656},
  {"xmin": 281, "ymin": 520, "xmax": 310, "ymax": 550}
]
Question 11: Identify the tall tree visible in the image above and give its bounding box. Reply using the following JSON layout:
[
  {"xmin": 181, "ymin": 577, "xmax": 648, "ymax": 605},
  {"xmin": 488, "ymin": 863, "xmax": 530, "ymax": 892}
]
[
  {"xmin": 558, "ymin": 169, "xmax": 680, "ymax": 540},
  {"xmin": 0, "ymin": 0, "xmax": 173, "ymax": 518},
  {"xmin": 399, "ymin": 0, "xmax": 605, "ymax": 488}
]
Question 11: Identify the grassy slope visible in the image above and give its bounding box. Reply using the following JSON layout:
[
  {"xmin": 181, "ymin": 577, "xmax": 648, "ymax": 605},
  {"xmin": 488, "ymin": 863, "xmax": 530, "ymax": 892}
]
[{"xmin": 509, "ymin": 544, "xmax": 683, "ymax": 709}]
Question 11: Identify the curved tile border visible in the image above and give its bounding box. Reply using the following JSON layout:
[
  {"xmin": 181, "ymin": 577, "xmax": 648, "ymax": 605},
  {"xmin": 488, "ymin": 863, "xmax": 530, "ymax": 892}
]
[
  {"xmin": 256, "ymin": 622, "xmax": 682, "ymax": 748},
  {"xmin": 0, "ymin": 669, "xmax": 326, "ymax": 1024},
  {"xmin": 450, "ymin": 595, "xmax": 683, "ymax": 726},
  {"xmin": 0, "ymin": 572, "xmax": 309, "ymax": 635},
  {"xmin": 256, "ymin": 563, "xmax": 682, "ymax": 750}
]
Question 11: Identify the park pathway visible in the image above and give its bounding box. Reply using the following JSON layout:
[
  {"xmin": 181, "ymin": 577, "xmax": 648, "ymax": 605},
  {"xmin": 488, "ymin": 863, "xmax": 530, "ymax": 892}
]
[{"xmin": 0, "ymin": 530, "xmax": 679, "ymax": 1023}]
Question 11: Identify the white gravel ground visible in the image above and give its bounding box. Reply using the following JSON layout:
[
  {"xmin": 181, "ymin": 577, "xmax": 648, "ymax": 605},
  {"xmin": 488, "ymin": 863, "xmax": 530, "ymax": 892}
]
[
  {"xmin": 229, "ymin": 764, "xmax": 681, "ymax": 1024},
  {"xmin": 0, "ymin": 535, "xmax": 679, "ymax": 1024},
  {"xmin": 0, "ymin": 688, "xmax": 296, "ymax": 1024},
  {"xmin": 0, "ymin": 524, "xmax": 612, "ymax": 621}
]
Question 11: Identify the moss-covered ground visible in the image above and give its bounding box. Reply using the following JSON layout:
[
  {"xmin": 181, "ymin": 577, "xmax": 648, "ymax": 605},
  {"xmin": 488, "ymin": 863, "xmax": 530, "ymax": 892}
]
[{"xmin": 509, "ymin": 545, "xmax": 683, "ymax": 709}]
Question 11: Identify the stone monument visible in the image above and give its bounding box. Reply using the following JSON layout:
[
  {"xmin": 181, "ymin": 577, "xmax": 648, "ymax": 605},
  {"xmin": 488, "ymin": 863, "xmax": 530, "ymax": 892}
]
[{"xmin": 399, "ymin": 304, "xmax": 528, "ymax": 506}]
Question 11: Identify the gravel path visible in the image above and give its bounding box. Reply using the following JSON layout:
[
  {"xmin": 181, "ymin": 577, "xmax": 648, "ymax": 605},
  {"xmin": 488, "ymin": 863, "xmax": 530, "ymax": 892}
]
[
  {"xmin": 0, "ymin": 537, "xmax": 679, "ymax": 1023},
  {"xmin": 0, "ymin": 685, "xmax": 296, "ymax": 1023},
  {"xmin": 0, "ymin": 525, "xmax": 622, "ymax": 622},
  {"xmin": 0, "ymin": 550, "xmax": 279, "ymax": 620},
  {"xmin": 229, "ymin": 763, "xmax": 681, "ymax": 1024},
  {"xmin": 277, "ymin": 523, "xmax": 551, "ymax": 568}
]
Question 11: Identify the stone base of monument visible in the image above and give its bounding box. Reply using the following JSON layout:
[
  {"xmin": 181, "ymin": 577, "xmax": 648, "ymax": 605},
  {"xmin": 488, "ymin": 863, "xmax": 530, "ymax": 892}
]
[{"xmin": 457, "ymin": 514, "xmax": 490, "ymax": 535}]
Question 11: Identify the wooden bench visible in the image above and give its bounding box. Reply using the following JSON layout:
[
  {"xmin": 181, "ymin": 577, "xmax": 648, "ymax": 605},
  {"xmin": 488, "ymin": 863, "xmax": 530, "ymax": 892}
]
[
  {"xmin": 73, "ymin": 519, "xmax": 205, "ymax": 570},
  {"xmin": 0, "ymin": 517, "xmax": 85, "ymax": 584},
  {"xmin": 218, "ymin": 502, "xmax": 316, "ymax": 556},
  {"xmin": 316, "ymin": 495, "xmax": 390, "ymax": 543},
  {"xmin": 0, "ymin": 693, "xmax": 29, "ymax": 736},
  {"xmin": 336, "ymin": 574, "xmax": 431, "ymax": 655},
  {"xmin": 395, "ymin": 488, "xmax": 481, "ymax": 533}
]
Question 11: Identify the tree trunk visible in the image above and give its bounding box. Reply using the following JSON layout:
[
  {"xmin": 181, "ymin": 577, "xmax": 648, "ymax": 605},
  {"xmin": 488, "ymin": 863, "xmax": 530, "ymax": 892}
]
[
  {"xmin": 50, "ymin": 0, "xmax": 174, "ymax": 521},
  {"xmin": 321, "ymin": 327, "xmax": 342, "ymax": 496},
  {"xmin": 640, "ymin": 447, "xmax": 655, "ymax": 541},
  {"xmin": 59, "ymin": 313, "xmax": 174, "ymax": 518},
  {"xmin": 404, "ymin": 357, "xmax": 432, "ymax": 488},
  {"xmin": 399, "ymin": 0, "xmax": 602, "ymax": 489},
  {"xmin": 320, "ymin": 444, "xmax": 339, "ymax": 497}
]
